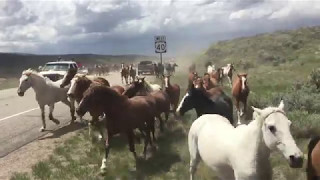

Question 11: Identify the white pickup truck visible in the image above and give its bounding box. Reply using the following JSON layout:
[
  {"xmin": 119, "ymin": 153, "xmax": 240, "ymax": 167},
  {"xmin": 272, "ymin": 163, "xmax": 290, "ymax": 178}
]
[{"xmin": 39, "ymin": 61, "xmax": 78, "ymax": 82}]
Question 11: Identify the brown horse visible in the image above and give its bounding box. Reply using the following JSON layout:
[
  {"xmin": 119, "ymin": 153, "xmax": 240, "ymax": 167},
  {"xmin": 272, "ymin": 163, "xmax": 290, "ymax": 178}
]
[
  {"xmin": 202, "ymin": 73, "xmax": 217, "ymax": 90},
  {"xmin": 210, "ymin": 68, "xmax": 223, "ymax": 86},
  {"xmin": 232, "ymin": 73, "xmax": 250, "ymax": 125},
  {"xmin": 128, "ymin": 64, "xmax": 136, "ymax": 84},
  {"xmin": 121, "ymin": 63, "xmax": 129, "ymax": 84},
  {"xmin": 76, "ymin": 85, "xmax": 155, "ymax": 174},
  {"xmin": 307, "ymin": 135, "xmax": 320, "ymax": 180},
  {"xmin": 60, "ymin": 67, "xmax": 78, "ymax": 88},
  {"xmin": 67, "ymin": 75, "xmax": 111, "ymax": 137},
  {"xmin": 123, "ymin": 79, "xmax": 170, "ymax": 134},
  {"xmin": 163, "ymin": 75, "xmax": 180, "ymax": 117}
]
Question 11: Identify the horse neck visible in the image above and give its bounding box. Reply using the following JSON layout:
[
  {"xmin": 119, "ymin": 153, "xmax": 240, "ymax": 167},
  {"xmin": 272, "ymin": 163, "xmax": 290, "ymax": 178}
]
[
  {"xmin": 144, "ymin": 81, "xmax": 153, "ymax": 92},
  {"xmin": 30, "ymin": 74, "xmax": 49, "ymax": 93},
  {"xmin": 246, "ymin": 118, "xmax": 272, "ymax": 179}
]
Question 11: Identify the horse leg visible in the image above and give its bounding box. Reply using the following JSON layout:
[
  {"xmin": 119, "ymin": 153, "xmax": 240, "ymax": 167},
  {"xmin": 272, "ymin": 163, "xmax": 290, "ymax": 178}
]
[
  {"xmin": 126, "ymin": 130, "xmax": 138, "ymax": 160},
  {"xmin": 189, "ymin": 132, "xmax": 200, "ymax": 180},
  {"xmin": 61, "ymin": 99, "xmax": 76, "ymax": 123},
  {"xmin": 228, "ymin": 76, "xmax": 232, "ymax": 87},
  {"xmin": 39, "ymin": 105, "xmax": 46, "ymax": 132},
  {"xmin": 100, "ymin": 132, "xmax": 111, "ymax": 174},
  {"xmin": 143, "ymin": 125, "xmax": 151, "ymax": 159},
  {"xmin": 235, "ymin": 100, "xmax": 241, "ymax": 125},
  {"xmin": 157, "ymin": 114, "xmax": 164, "ymax": 133},
  {"xmin": 49, "ymin": 104, "xmax": 60, "ymax": 125}
]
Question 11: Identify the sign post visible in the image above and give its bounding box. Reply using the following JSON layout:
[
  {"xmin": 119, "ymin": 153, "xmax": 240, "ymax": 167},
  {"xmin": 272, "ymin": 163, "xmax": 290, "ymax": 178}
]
[
  {"xmin": 154, "ymin": 35, "xmax": 166, "ymax": 88},
  {"xmin": 154, "ymin": 35, "xmax": 167, "ymax": 74}
]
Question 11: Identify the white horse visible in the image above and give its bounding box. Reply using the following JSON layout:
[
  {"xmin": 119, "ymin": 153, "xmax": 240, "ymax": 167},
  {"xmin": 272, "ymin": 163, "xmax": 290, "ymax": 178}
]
[
  {"xmin": 138, "ymin": 77, "xmax": 162, "ymax": 92},
  {"xmin": 188, "ymin": 100, "xmax": 303, "ymax": 180},
  {"xmin": 17, "ymin": 69, "xmax": 76, "ymax": 132},
  {"xmin": 221, "ymin": 63, "xmax": 235, "ymax": 87},
  {"xmin": 207, "ymin": 64, "xmax": 216, "ymax": 74}
]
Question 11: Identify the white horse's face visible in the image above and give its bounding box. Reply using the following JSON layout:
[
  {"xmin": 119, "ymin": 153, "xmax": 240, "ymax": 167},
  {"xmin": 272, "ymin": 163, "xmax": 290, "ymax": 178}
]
[
  {"xmin": 67, "ymin": 76, "xmax": 79, "ymax": 98},
  {"xmin": 256, "ymin": 101, "xmax": 303, "ymax": 168},
  {"xmin": 164, "ymin": 76, "xmax": 169, "ymax": 88},
  {"xmin": 17, "ymin": 74, "xmax": 32, "ymax": 96},
  {"xmin": 241, "ymin": 76, "xmax": 247, "ymax": 91}
]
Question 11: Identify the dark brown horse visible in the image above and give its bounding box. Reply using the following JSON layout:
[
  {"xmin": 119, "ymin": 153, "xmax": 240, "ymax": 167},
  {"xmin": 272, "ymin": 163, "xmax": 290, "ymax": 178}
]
[
  {"xmin": 60, "ymin": 67, "xmax": 78, "ymax": 88},
  {"xmin": 232, "ymin": 73, "xmax": 250, "ymax": 125},
  {"xmin": 123, "ymin": 79, "xmax": 170, "ymax": 134},
  {"xmin": 121, "ymin": 63, "xmax": 129, "ymax": 84},
  {"xmin": 176, "ymin": 81, "xmax": 234, "ymax": 125},
  {"xmin": 307, "ymin": 136, "xmax": 320, "ymax": 180},
  {"xmin": 76, "ymin": 85, "xmax": 156, "ymax": 174},
  {"xmin": 163, "ymin": 75, "xmax": 180, "ymax": 117},
  {"xmin": 128, "ymin": 64, "xmax": 136, "ymax": 84}
]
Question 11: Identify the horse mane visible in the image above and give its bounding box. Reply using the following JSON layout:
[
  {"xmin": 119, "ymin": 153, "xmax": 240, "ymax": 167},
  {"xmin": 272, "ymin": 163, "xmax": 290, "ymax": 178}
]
[
  {"xmin": 307, "ymin": 136, "xmax": 320, "ymax": 175},
  {"xmin": 143, "ymin": 80, "xmax": 154, "ymax": 92}
]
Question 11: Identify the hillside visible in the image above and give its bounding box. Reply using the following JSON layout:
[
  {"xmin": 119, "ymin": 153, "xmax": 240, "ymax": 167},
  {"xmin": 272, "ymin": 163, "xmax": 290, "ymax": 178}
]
[
  {"xmin": 0, "ymin": 53, "xmax": 155, "ymax": 77},
  {"xmin": 203, "ymin": 26, "xmax": 320, "ymax": 66}
]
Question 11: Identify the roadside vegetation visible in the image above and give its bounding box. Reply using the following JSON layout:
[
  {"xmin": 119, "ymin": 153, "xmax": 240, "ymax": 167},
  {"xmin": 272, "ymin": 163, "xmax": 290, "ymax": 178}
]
[{"xmin": 10, "ymin": 26, "xmax": 320, "ymax": 180}]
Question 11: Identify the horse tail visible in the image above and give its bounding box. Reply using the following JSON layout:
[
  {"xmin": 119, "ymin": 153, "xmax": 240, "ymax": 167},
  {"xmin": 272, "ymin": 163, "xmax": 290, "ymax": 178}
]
[{"xmin": 307, "ymin": 135, "xmax": 320, "ymax": 178}]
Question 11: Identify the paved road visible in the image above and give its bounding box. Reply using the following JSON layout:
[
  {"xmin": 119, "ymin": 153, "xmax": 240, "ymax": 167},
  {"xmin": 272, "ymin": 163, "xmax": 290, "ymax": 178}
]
[{"xmin": 0, "ymin": 72, "xmax": 132, "ymax": 158}]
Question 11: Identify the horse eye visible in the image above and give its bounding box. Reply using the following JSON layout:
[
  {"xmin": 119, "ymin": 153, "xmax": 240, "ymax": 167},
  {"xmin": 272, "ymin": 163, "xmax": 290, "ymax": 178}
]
[{"xmin": 268, "ymin": 126, "xmax": 276, "ymax": 133}]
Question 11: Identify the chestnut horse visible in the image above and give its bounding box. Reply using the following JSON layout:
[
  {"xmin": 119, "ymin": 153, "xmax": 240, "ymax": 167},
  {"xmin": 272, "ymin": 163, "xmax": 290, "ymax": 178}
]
[
  {"xmin": 232, "ymin": 73, "xmax": 250, "ymax": 125},
  {"xmin": 307, "ymin": 135, "xmax": 320, "ymax": 180},
  {"xmin": 163, "ymin": 75, "xmax": 180, "ymax": 117},
  {"xmin": 76, "ymin": 85, "xmax": 155, "ymax": 174},
  {"xmin": 210, "ymin": 68, "xmax": 223, "ymax": 86},
  {"xmin": 187, "ymin": 71, "xmax": 198, "ymax": 92},
  {"xmin": 202, "ymin": 73, "xmax": 217, "ymax": 90}
]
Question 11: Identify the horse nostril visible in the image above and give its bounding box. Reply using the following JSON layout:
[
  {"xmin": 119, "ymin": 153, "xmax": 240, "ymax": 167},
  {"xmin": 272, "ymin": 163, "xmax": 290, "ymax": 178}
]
[{"xmin": 289, "ymin": 155, "xmax": 303, "ymax": 168}]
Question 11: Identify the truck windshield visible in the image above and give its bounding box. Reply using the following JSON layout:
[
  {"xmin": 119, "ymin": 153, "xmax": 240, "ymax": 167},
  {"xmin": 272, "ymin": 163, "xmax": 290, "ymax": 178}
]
[
  {"xmin": 42, "ymin": 64, "xmax": 70, "ymax": 71},
  {"xmin": 139, "ymin": 61, "xmax": 153, "ymax": 65}
]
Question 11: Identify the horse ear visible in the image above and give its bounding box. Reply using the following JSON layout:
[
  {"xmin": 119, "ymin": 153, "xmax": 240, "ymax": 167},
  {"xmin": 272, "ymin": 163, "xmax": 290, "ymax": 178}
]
[
  {"xmin": 252, "ymin": 106, "xmax": 263, "ymax": 116},
  {"xmin": 278, "ymin": 100, "xmax": 285, "ymax": 110},
  {"xmin": 237, "ymin": 74, "xmax": 241, "ymax": 78}
]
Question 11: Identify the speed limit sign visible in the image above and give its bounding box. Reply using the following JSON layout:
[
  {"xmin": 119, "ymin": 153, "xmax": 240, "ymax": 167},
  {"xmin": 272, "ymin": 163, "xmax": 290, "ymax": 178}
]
[{"xmin": 154, "ymin": 36, "xmax": 167, "ymax": 53}]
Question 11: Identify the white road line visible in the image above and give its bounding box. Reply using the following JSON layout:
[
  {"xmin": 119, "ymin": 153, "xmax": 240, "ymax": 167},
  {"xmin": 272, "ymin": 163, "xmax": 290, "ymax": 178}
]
[{"xmin": 0, "ymin": 107, "xmax": 39, "ymax": 122}]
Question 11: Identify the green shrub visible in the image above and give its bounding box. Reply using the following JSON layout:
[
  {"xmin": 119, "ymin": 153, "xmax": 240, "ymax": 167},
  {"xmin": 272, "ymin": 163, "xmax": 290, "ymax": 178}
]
[{"xmin": 309, "ymin": 68, "xmax": 320, "ymax": 88}]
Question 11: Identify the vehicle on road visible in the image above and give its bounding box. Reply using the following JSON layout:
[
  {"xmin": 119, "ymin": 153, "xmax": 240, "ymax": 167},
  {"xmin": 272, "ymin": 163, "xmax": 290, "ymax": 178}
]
[
  {"xmin": 137, "ymin": 60, "xmax": 155, "ymax": 75},
  {"xmin": 39, "ymin": 61, "xmax": 78, "ymax": 82}
]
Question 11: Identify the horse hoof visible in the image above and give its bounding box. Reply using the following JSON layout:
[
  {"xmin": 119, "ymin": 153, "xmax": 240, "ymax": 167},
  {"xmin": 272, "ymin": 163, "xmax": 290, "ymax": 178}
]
[
  {"xmin": 40, "ymin": 127, "xmax": 45, "ymax": 132},
  {"xmin": 99, "ymin": 168, "xmax": 107, "ymax": 176}
]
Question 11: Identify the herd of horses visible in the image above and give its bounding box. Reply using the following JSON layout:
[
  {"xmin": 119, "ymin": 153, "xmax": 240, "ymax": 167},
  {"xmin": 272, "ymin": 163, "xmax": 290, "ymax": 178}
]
[{"xmin": 15, "ymin": 61, "xmax": 320, "ymax": 180}]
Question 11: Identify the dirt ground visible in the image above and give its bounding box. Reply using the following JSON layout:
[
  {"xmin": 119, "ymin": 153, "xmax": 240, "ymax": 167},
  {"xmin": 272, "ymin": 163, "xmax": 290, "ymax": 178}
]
[{"xmin": 0, "ymin": 124, "xmax": 83, "ymax": 180}]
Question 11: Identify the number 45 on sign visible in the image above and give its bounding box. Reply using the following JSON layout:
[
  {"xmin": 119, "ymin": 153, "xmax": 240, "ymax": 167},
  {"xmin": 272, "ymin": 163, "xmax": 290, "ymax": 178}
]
[{"xmin": 154, "ymin": 36, "xmax": 167, "ymax": 53}]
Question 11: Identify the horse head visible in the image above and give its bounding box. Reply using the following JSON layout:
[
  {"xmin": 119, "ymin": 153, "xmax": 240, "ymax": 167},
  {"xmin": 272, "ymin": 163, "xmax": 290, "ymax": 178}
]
[
  {"xmin": 252, "ymin": 100, "xmax": 303, "ymax": 168},
  {"xmin": 17, "ymin": 70, "xmax": 34, "ymax": 96},
  {"xmin": 237, "ymin": 73, "xmax": 248, "ymax": 92},
  {"xmin": 177, "ymin": 84, "xmax": 208, "ymax": 116},
  {"xmin": 163, "ymin": 74, "xmax": 171, "ymax": 88}
]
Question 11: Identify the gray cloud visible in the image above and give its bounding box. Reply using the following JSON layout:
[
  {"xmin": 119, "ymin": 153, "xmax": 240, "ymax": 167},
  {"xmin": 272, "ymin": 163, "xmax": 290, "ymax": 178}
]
[{"xmin": 0, "ymin": 0, "xmax": 319, "ymax": 55}]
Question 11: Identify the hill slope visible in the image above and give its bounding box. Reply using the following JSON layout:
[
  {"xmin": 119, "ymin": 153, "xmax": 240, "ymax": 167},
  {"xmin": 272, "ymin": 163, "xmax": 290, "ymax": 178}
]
[
  {"xmin": 0, "ymin": 53, "xmax": 155, "ymax": 77},
  {"xmin": 203, "ymin": 26, "xmax": 320, "ymax": 66}
]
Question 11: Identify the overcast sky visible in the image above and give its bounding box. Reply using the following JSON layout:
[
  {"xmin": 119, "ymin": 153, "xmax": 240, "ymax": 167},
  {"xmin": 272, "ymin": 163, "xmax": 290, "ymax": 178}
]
[{"xmin": 0, "ymin": 0, "xmax": 320, "ymax": 56}]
